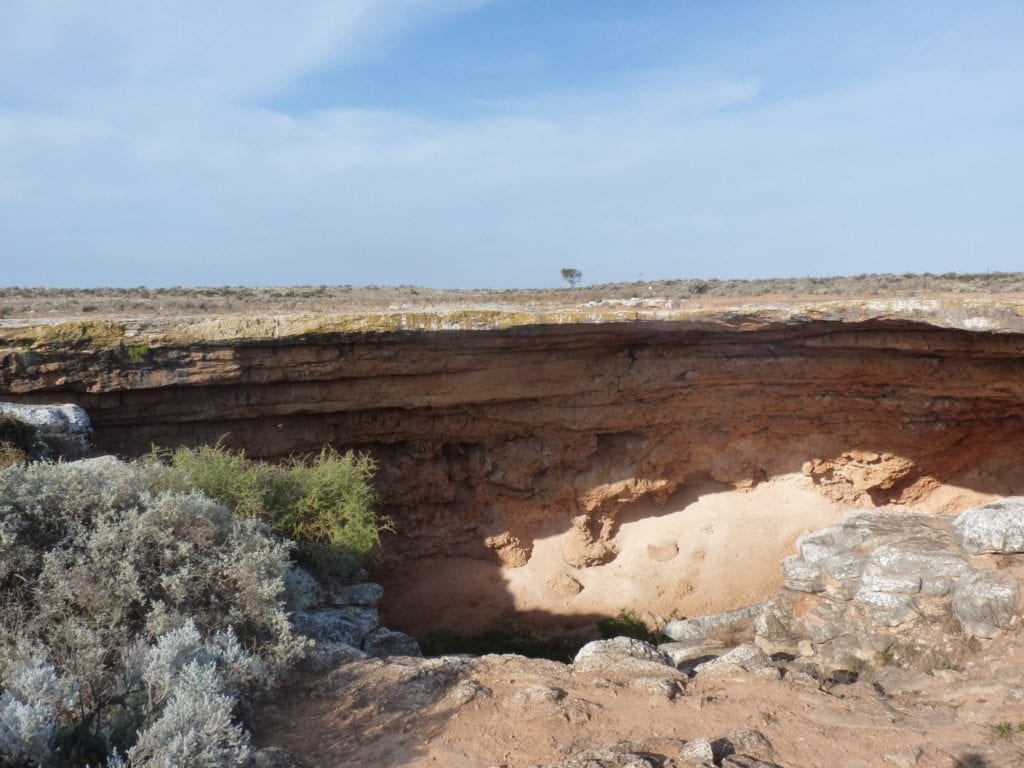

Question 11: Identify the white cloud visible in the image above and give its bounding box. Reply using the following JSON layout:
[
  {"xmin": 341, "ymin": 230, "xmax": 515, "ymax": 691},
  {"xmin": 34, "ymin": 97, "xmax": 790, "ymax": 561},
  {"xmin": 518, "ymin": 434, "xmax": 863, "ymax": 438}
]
[{"xmin": 1, "ymin": 1, "xmax": 1022, "ymax": 287}]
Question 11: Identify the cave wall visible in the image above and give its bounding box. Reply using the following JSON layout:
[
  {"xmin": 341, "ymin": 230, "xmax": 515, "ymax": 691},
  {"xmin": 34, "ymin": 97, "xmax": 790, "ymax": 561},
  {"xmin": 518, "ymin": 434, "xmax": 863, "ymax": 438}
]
[{"xmin": 5, "ymin": 306, "xmax": 1024, "ymax": 573}]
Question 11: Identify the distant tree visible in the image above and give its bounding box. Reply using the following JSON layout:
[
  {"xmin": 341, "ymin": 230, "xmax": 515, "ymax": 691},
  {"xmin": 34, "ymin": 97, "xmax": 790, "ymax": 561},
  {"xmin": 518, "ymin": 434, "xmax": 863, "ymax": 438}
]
[{"xmin": 560, "ymin": 268, "xmax": 583, "ymax": 288}]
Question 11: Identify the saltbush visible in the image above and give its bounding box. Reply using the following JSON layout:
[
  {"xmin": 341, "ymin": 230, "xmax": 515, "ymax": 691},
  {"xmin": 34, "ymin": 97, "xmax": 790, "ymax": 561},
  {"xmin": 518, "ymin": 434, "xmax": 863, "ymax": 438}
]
[
  {"xmin": 0, "ymin": 457, "xmax": 306, "ymax": 767},
  {"xmin": 164, "ymin": 444, "xmax": 386, "ymax": 578}
]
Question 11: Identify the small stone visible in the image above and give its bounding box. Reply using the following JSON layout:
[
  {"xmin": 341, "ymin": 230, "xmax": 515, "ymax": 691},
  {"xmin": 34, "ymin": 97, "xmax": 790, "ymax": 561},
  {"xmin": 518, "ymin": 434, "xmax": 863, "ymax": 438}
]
[
  {"xmin": 721, "ymin": 758, "xmax": 785, "ymax": 768},
  {"xmin": 679, "ymin": 738, "xmax": 714, "ymax": 765},
  {"xmin": 883, "ymin": 747, "xmax": 923, "ymax": 768},
  {"xmin": 505, "ymin": 685, "xmax": 566, "ymax": 711},
  {"xmin": 548, "ymin": 573, "xmax": 584, "ymax": 598},
  {"xmin": 662, "ymin": 603, "xmax": 764, "ymax": 643},
  {"xmin": 782, "ymin": 556, "xmax": 825, "ymax": 593},
  {"xmin": 446, "ymin": 680, "xmax": 493, "ymax": 706},
  {"xmin": 693, "ymin": 644, "xmax": 771, "ymax": 675},
  {"xmin": 631, "ymin": 677, "xmax": 683, "ymax": 700}
]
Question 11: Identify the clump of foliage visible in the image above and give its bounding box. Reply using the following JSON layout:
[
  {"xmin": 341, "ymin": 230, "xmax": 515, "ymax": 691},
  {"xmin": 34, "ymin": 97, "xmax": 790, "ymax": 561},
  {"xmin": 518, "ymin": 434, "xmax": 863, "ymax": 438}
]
[
  {"xmin": 421, "ymin": 626, "xmax": 581, "ymax": 663},
  {"xmin": 0, "ymin": 457, "xmax": 307, "ymax": 766},
  {"xmin": 993, "ymin": 721, "xmax": 1014, "ymax": 739},
  {"xmin": 0, "ymin": 416, "xmax": 35, "ymax": 469},
  {"xmin": 597, "ymin": 609, "xmax": 663, "ymax": 645},
  {"xmin": 162, "ymin": 443, "xmax": 387, "ymax": 579}
]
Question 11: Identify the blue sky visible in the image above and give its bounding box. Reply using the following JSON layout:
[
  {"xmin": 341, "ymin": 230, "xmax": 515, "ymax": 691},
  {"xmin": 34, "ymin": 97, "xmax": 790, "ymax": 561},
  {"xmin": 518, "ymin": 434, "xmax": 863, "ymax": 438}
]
[{"xmin": 1, "ymin": 1, "xmax": 1022, "ymax": 289}]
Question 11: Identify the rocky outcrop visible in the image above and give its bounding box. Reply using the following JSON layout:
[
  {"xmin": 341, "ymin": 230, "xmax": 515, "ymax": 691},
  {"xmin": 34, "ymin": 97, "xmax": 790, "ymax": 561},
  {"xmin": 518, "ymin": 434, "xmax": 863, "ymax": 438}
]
[
  {"xmin": 8, "ymin": 300, "xmax": 1024, "ymax": 626},
  {"xmin": 753, "ymin": 503, "xmax": 1024, "ymax": 670},
  {"xmin": 0, "ymin": 402, "xmax": 91, "ymax": 460},
  {"xmin": 283, "ymin": 568, "xmax": 421, "ymax": 660}
]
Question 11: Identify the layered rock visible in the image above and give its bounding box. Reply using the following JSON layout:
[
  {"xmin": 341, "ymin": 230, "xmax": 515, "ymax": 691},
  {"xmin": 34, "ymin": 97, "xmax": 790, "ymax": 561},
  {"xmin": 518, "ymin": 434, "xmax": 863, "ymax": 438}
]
[{"xmin": 7, "ymin": 300, "xmax": 1024, "ymax": 625}]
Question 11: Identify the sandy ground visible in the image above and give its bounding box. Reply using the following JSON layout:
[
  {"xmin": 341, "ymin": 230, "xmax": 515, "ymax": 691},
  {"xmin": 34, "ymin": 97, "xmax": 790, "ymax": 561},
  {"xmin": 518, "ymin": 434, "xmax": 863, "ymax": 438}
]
[
  {"xmin": 384, "ymin": 474, "xmax": 854, "ymax": 637},
  {"xmin": 254, "ymin": 626, "xmax": 1024, "ymax": 768}
]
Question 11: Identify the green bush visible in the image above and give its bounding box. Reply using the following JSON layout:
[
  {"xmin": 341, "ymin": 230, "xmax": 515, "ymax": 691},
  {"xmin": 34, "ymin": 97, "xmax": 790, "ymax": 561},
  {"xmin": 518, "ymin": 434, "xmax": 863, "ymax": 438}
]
[
  {"xmin": 163, "ymin": 443, "xmax": 388, "ymax": 579},
  {"xmin": 597, "ymin": 609, "xmax": 662, "ymax": 645}
]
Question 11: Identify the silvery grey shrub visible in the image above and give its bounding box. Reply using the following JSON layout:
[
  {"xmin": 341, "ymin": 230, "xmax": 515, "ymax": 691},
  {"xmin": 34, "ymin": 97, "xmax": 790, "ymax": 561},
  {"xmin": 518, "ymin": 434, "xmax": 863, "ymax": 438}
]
[{"xmin": 0, "ymin": 457, "xmax": 309, "ymax": 766}]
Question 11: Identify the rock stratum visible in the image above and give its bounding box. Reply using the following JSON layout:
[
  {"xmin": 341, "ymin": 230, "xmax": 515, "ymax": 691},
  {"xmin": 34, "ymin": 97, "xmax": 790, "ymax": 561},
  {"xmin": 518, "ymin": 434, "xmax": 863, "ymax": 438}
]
[{"xmin": 5, "ymin": 298, "xmax": 1024, "ymax": 635}]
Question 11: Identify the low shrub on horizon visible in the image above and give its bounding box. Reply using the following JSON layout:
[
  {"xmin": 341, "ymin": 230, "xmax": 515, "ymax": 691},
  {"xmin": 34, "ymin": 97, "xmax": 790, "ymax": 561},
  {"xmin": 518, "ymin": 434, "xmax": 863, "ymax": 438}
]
[{"xmin": 162, "ymin": 442, "xmax": 388, "ymax": 580}]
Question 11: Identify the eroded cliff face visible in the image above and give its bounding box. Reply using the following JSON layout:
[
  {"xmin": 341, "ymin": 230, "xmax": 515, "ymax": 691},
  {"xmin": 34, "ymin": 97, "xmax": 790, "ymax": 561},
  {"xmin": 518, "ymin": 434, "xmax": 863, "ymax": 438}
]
[{"xmin": 5, "ymin": 299, "xmax": 1024, "ymax": 635}]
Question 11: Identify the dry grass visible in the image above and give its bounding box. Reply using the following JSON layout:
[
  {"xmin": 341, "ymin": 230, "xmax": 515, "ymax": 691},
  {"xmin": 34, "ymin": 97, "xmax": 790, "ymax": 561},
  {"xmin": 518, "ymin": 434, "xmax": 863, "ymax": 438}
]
[{"xmin": 3, "ymin": 271, "xmax": 1024, "ymax": 319}]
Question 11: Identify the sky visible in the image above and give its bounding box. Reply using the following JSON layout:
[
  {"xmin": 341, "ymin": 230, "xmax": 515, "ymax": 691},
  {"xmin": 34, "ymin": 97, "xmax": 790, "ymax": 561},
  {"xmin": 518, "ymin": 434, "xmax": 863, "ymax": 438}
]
[{"xmin": 1, "ymin": 0, "xmax": 1022, "ymax": 289}]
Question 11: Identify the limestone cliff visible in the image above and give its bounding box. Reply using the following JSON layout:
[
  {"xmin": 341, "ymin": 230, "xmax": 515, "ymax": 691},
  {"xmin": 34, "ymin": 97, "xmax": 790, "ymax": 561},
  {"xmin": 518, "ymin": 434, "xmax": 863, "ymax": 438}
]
[{"xmin": 5, "ymin": 299, "xmax": 1024, "ymax": 631}]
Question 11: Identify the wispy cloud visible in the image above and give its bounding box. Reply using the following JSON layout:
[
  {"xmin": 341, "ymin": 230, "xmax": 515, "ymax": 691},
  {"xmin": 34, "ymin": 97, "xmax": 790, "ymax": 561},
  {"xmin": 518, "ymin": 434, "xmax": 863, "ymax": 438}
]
[{"xmin": 1, "ymin": 1, "xmax": 1022, "ymax": 287}]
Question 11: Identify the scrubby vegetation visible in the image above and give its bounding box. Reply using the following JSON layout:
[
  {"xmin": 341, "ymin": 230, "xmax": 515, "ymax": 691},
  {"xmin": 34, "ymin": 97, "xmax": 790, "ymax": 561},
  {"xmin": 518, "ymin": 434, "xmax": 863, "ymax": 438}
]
[
  {"xmin": 0, "ymin": 442, "xmax": 389, "ymax": 766},
  {"xmin": 5, "ymin": 271, "xmax": 1024, "ymax": 318},
  {"xmin": 597, "ymin": 609, "xmax": 663, "ymax": 645},
  {"xmin": 0, "ymin": 415, "xmax": 35, "ymax": 468},
  {"xmin": 0, "ymin": 456, "xmax": 310, "ymax": 766},
  {"xmin": 161, "ymin": 443, "xmax": 387, "ymax": 580}
]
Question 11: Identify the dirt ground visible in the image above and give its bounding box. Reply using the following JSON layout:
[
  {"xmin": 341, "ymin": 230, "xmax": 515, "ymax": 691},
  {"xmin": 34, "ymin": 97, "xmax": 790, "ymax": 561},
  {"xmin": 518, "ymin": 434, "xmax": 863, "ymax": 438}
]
[
  {"xmin": 260, "ymin": 470, "xmax": 1022, "ymax": 768},
  {"xmin": 384, "ymin": 475, "xmax": 856, "ymax": 638},
  {"xmin": 253, "ymin": 626, "xmax": 1024, "ymax": 768}
]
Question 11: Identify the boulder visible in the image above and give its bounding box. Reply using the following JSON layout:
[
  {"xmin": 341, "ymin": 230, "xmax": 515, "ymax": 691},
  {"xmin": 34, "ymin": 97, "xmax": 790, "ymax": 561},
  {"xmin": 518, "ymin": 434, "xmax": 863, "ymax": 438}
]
[
  {"xmin": 678, "ymin": 738, "xmax": 715, "ymax": 765},
  {"xmin": 661, "ymin": 603, "xmax": 764, "ymax": 643},
  {"xmin": 781, "ymin": 556, "xmax": 824, "ymax": 593},
  {"xmin": 0, "ymin": 402, "xmax": 91, "ymax": 460},
  {"xmin": 952, "ymin": 498, "xmax": 1024, "ymax": 554},
  {"xmin": 283, "ymin": 566, "xmax": 322, "ymax": 613},
  {"xmin": 952, "ymin": 571, "xmax": 1019, "ymax": 638},
  {"xmin": 574, "ymin": 637, "xmax": 675, "ymax": 667},
  {"xmin": 362, "ymin": 627, "xmax": 422, "ymax": 658},
  {"xmin": 290, "ymin": 606, "xmax": 378, "ymax": 646},
  {"xmin": 658, "ymin": 641, "xmax": 723, "ymax": 669},
  {"xmin": 296, "ymin": 640, "xmax": 367, "ymax": 674},
  {"xmin": 329, "ymin": 582, "xmax": 385, "ymax": 607},
  {"xmin": 693, "ymin": 644, "xmax": 772, "ymax": 677}
]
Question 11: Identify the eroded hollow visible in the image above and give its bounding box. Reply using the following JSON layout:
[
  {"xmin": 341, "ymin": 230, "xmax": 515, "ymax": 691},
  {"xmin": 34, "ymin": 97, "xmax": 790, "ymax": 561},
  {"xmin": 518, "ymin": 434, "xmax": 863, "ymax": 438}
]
[
  {"xmin": 381, "ymin": 475, "xmax": 855, "ymax": 638},
  {"xmin": 8, "ymin": 315, "xmax": 1024, "ymax": 641}
]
